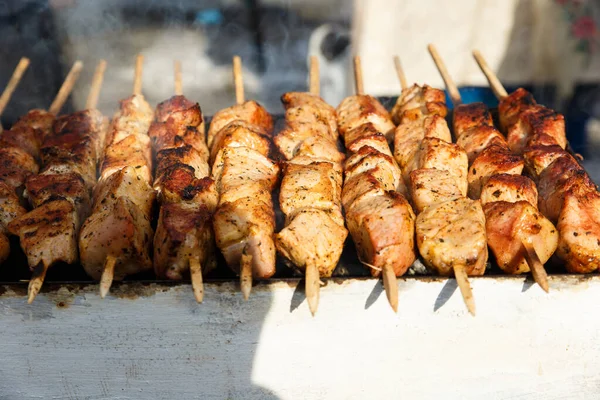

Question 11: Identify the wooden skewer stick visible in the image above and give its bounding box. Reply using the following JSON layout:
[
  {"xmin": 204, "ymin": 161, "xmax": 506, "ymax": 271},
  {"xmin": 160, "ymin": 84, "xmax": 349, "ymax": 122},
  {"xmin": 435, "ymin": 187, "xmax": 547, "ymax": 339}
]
[
  {"xmin": 133, "ymin": 54, "xmax": 144, "ymax": 96},
  {"xmin": 48, "ymin": 60, "xmax": 83, "ymax": 115},
  {"xmin": 454, "ymin": 264, "xmax": 476, "ymax": 316},
  {"xmin": 472, "ymin": 50, "xmax": 508, "ymax": 99},
  {"xmin": 189, "ymin": 257, "xmax": 204, "ymax": 303},
  {"xmin": 309, "ymin": 56, "xmax": 319, "ymax": 95},
  {"xmin": 0, "ymin": 57, "xmax": 30, "ymax": 116},
  {"xmin": 353, "ymin": 54, "xmax": 399, "ymax": 312},
  {"xmin": 240, "ymin": 249, "xmax": 253, "ymax": 301},
  {"xmin": 428, "ymin": 44, "xmax": 462, "ymax": 106},
  {"xmin": 306, "ymin": 263, "xmax": 320, "ymax": 316},
  {"xmin": 353, "ymin": 56, "xmax": 365, "ymax": 95},
  {"xmin": 174, "ymin": 60, "xmax": 183, "ymax": 96},
  {"xmin": 393, "ymin": 55, "xmax": 408, "ymax": 91},
  {"xmin": 100, "ymin": 255, "xmax": 116, "ymax": 299},
  {"xmin": 85, "ymin": 59, "xmax": 107, "ymax": 110},
  {"xmin": 233, "ymin": 56, "xmax": 245, "ymax": 105},
  {"xmin": 523, "ymin": 240, "xmax": 550, "ymax": 293},
  {"xmin": 27, "ymin": 264, "xmax": 47, "ymax": 304}
]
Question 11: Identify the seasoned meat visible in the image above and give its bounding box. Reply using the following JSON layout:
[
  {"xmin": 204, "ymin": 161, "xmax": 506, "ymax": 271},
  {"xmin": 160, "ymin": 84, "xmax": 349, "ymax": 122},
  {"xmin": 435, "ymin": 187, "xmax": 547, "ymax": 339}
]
[
  {"xmin": 498, "ymin": 88, "xmax": 536, "ymax": 132},
  {"xmin": 345, "ymin": 146, "xmax": 402, "ymax": 193},
  {"xmin": 416, "ymin": 197, "xmax": 488, "ymax": 276},
  {"xmin": 394, "ymin": 114, "xmax": 451, "ymax": 184},
  {"xmin": 25, "ymin": 172, "xmax": 90, "ymax": 218},
  {"xmin": 484, "ymin": 200, "xmax": 558, "ymax": 274},
  {"xmin": 154, "ymin": 202, "xmax": 216, "ymax": 280},
  {"xmin": 9, "ymin": 199, "xmax": 79, "ymax": 270},
  {"xmin": 456, "ymin": 125, "xmax": 506, "ymax": 164},
  {"xmin": 0, "ymin": 146, "xmax": 39, "ymax": 190},
  {"xmin": 414, "ymin": 137, "xmax": 469, "ymax": 196},
  {"xmin": 507, "ymin": 105, "xmax": 566, "ymax": 154},
  {"xmin": 480, "ymin": 174, "xmax": 538, "ymax": 207},
  {"xmin": 79, "ymin": 196, "xmax": 153, "ymax": 280},
  {"xmin": 468, "ymin": 143, "xmax": 524, "ymax": 199},
  {"xmin": 275, "ymin": 208, "xmax": 347, "ymax": 277},
  {"xmin": 155, "ymin": 145, "xmax": 209, "ymax": 191},
  {"xmin": 523, "ymin": 142, "xmax": 570, "ymax": 183},
  {"xmin": 281, "ymin": 92, "xmax": 337, "ymax": 134},
  {"xmin": 557, "ymin": 187, "xmax": 600, "ymax": 273},
  {"xmin": 11, "ymin": 109, "xmax": 55, "ymax": 141},
  {"xmin": 100, "ymin": 134, "xmax": 152, "ymax": 184},
  {"xmin": 210, "ymin": 121, "xmax": 270, "ymax": 163},
  {"xmin": 337, "ymin": 95, "xmax": 395, "ymax": 143},
  {"xmin": 207, "ymin": 100, "xmax": 273, "ymax": 148},
  {"xmin": 345, "ymin": 123, "xmax": 392, "ymax": 156},
  {"xmin": 0, "ymin": 182, "xmax": 27, "ymax": 232},
  {"xmin": 391, "ymin": 84, "xmax": 447, "ymax": 124},
  {"xmin": 93, "ymin": 166, "xmax": 156, "ymax": 217},
  {"xmin": 345, "ymin": 191, "xmax": 416, "ymax": 276},
  {"xmin": 452, "ymin": 102, "xmax": 494, "ymax": 139},
  {"xmin": 0, "ymin": 125, "xmax": 43, "ymax": 159},
  {"xmin": 409, "ymin": 168, "xmax": 463, "ymax": 213},
  {"xmin": 159, "ymin": 166, "xmax": 217, "ymax": 208}
]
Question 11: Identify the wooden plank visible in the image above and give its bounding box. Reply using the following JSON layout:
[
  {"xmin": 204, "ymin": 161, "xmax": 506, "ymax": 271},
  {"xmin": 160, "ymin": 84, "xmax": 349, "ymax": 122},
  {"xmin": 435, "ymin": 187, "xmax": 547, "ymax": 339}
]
[{"xmin": 0, "ymin": 276, "xmax": 599, "ymax": 399}]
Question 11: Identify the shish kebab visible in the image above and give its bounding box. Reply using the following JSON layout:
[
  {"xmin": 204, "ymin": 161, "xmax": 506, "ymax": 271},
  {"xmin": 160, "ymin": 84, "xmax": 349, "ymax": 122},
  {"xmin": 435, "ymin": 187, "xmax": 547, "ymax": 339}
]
[
  {"xmin": 336, "ymin": 56, "xmax": 416, "ymax": 312},
  {"xmin": 428, "ymin": 45, "xmax": 555, "ymax": 292},
  {"xmin": 274, "ymin": 56, "xmax": 347, "ymax": 315},
  {"xmin": 474, "ymin": 51, "xmax": 600, "ymax": 273},
  {"xmin": 392, "ymin": 56, "xmax": 485, "ymax": 315},
  {"xmin": 6, "ymin": 60, "xmax": 95, "ymax": 303},
  {"xmin": 0, "ymin": 57, "xmax": 31, "ymax": 262},
  {"xmin": 208, "ymin": 56, "xmax": 278, "ymax": 299},
  {"xmin": 151, "ymin": 61, "xmax": 216, "ymax": 303},
  {"xmin": 79, "ymin": 55, "xmax": 156, "ymax": 297}
]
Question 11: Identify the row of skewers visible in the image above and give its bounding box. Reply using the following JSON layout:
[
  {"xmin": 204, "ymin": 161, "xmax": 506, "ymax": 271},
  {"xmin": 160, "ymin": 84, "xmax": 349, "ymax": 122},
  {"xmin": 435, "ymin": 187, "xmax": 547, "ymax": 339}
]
[{"xmin": 0, "ymin": 48, "xmax": 597, "ymax": 316}]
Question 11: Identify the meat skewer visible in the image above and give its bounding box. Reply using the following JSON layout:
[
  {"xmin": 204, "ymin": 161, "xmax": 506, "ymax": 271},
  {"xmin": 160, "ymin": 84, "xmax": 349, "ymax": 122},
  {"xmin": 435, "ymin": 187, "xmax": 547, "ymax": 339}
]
[
  {"xmin": 394, "ymin": 53, "xmax": 484, "ymax": 315},
  {"xmin": 150, "ymin": 60, "xmax": 215, "ymax": 303},
  {"xmin": 336, "ymin": 56, "xmax": 416, "ymax": 312},
  {"xmin": 0, "ymin": 57, "xmax": 30, "ymax": 126},
  {"xmin": 275, "ymin": 56, "xmax": 347, "ymax": 315},
  {"xmin": 429, "ymin": 45, "xmax": 553, "ymax": 292},
  {"xmin": 208, "ymin": 56, "xmax": 278, "ymax": 300},
  {"xmin": 78, "ymin": 55, "xmax": 155, "ymax": 297},
  {"xmin": 0, "ymin": 58, "xmax": 33, "ymax": 263},
  {"xmin": 7, "ymin": 60, "xmax": 90, "ymax": 303},
  {"xmin": 474, "ymin": 50, "xmax": 600, "ymax": 274}
]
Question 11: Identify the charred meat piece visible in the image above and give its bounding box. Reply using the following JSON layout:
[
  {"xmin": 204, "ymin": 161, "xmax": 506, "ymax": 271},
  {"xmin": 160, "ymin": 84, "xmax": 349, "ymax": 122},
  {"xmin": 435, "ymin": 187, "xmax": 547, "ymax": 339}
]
[
  {"xmin": 507, "ymin": 105, "xmax": 566, "ymax": 154},
  {"xmin": 498, "ymin": 88, "xmax": 536, "ymax": 132},
  {"xmin": 452, "ymin": 102, "xmax": 494, "ymax": 139},
  {"xmin": 468, "ymin": 143, "xmax": 524, "ymax": 199},
  {"xmin": 391, "ymin": 84, "xmax": 447, "ymax": 124}
]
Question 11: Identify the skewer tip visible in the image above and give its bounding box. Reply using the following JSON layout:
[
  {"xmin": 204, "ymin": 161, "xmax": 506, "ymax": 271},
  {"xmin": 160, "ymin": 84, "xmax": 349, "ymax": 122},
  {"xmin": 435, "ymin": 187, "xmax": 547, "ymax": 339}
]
[
  {"xmin": 306, "ymin": 263, "xmax": 320, "ymax": 316},
  {"xmin": 100, "ymin": 255, "xmax": 116, "ymax": 299},
  {"xmin": 26, "ymin": 266, "xmax": 47, "ymax": 304},
  {"xmin": 522, "ymin": 240, "xmax": 550, "ymax": 293},
  {"xmin": 453, "ymin": 265, "xmax": 476, "ymax": 316},
  {"xmin": 189, "ymin": 257, "xmax": 204, "ymax": 303},
  {"xmin": 382, "ymin": 265, "xmax": 399, "ymax": 313},
  {"xmin": 240, "ymin": 250, "xmax": 253, "ymax": 300}
]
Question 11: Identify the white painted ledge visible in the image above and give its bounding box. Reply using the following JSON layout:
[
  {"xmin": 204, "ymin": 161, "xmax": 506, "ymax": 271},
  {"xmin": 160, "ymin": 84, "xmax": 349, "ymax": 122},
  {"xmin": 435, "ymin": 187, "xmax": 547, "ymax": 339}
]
[{"xmin": 1, "ymin": 276, "xmax": 599, "ymax": 399}]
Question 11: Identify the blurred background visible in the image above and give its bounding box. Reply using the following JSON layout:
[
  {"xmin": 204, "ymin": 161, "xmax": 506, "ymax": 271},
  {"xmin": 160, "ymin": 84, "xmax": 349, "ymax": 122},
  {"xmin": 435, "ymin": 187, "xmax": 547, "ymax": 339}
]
[{"xmin": 0, "ymin": 0, "xmax": 599, "ymax": 179}]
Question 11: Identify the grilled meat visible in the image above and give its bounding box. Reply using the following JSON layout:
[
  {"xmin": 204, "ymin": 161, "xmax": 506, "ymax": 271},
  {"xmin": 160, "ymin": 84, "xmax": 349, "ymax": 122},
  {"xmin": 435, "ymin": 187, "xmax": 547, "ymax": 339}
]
[
  {"xmin": 337, "ymin": 94, "xmax": 395, "ymax": 143},
  {"xmin": 391, "ymin": 84, "xmax": 447, "ymax": 124},
  {"xmin": 207, "ymin": 100, "xmax": 273, "ymax": 148},
  {"xmin": 480, "ymin": 174, "xmax": 538, "ymax": 207}
]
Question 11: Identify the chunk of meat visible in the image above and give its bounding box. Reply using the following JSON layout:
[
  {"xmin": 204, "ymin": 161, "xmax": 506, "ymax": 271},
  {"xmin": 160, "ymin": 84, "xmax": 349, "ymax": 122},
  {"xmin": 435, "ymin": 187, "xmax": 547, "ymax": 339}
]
[
  {"xmin": 394, "ymin": 115, "xmax": 451, "ymax": 183},
  {"xmin": 281, "ymin": 92, "xmax": 337, "ymax": 135},
  {"xmin": 468, "ymin": 144, "xmax": 524, "ymax": 199},
  {"xmin": 105, "ymin": 94, "xmax": 154, "ymax": 146},
  {"xmin": 207, "ymin": 101, "xmax": 273, "ymax": 147},
  {"xmin": 8, "ymin": 199, "xmax": 79, "ymax": 270},
  {"xmin": 336, "ymin": 95, "xmax": 395, "ymax": 142},
  {"xmin": 210, "ymin": 121, "xmax": 270, "ymax": 163},
  {"xmin": 556, "ymin": 188, "xmax": 600, "ymax": 273},
  {"xmin": 149, "ymin": 120, "xmax": 209, "ymax": 162},
  {"xmin": 154, "ymin": 202, "xmax": 216, "ymax": 280},
  {"xmin": 391, "ymin": 84, "xmax": 447, "ymax": 124},
  {"xmin": 212, "ymin": 147, "xmax": 279, "ymax": 194},
  {"xmin": 158, "ymin": 166, "xmax": 217, "ymax": 208},
  {"xmin": 40, "ymin": 133, "xmax": 98, "ymax": 189},
  {"xmin": 93, "ymin": 166, "xmax": 156, "ymax": 217},
  {"xmin": 0, "ymin": 125, "xmax": 43, "ymax": 159},
  {"xmin": 25, "ymin": 172, "xmax": 90, "ymax": 218},
  {"xmin": 280, "ymin": 161, "xmax": 344, "ymax": 226},
  {"xmin": 413, "ymin": 137, "xmax": 469, "ymax": 196},
  {"xmin": 456, "ymin": 125, "xmax": 507, "ymax": 164},
  {"xmin": 416, "ymin": 197, "xmax": 488, "ymax": 276},
  {"xmin": 0, "ymin": 147, "xmax": 39, "ymax": 190},
  {"xmin": 498, "ymin": 88, "xmax": 536, "ymax": 132},
  {"xmin": 213, "ymin": 196, "xmax": 276, "ymax": 278},
  {"xmin": 275, "ymin": 208, "xmax": 347, "ymax": 277},
  {"xmin": 409, "ymin": 168, "xmax": 463, "ymax": 213},
  {"xmin": 100, "ymin": 134, "xmax": 152, "ymax": 183},
  {"xmin": 0, "ymin": 182, "xmax": 27, "ymax": 233},
  {"xmin": 345, "ymin": 146, "xmax": 402, "ymax": 193},
  {"xmin": 452, "ymin": 102, "xmax": 494, "ymax": 139},
  {"xmin": 484, "ymin": 200, "xmax": 558, "ymax": 274},
  {"xmin": 79, "ymin": 196, "xmax": 153, "ymax": 280},
  {"xmin": 537, "ymin": 155, "xmax": 596, "ymax": 222},
  {"xmin": 155, "ymin": 145, "xmax": 209, "ymax": 190},
  {"xmin": 507, "ymin": 105, "xmax": 566, "ymax": 154},
  {"xmin": 345, "ymin": 191, "xmax": 416, "ymax": 276},
  {"xmin": 344, "ymin": 123, "xmax": 391, "ymax": 156},
  {"xmin": 274, "ymin": 124, "xmax": 337, "ymax": 161},
  {"xmin": 155, "ymin": 95, "xmax": 204, "ymax": 133},
  {"xmin": 480, "ymin": 174, "xmax": 538, "ymax": 207},
  {"xmin": 11, "ymin": 109, "xmax": 55, "ymax": 140}
]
